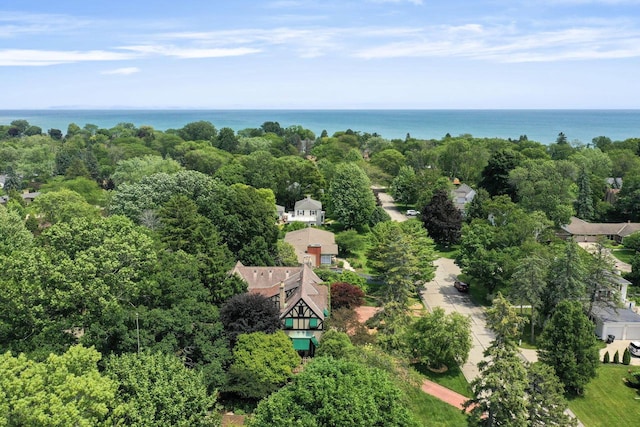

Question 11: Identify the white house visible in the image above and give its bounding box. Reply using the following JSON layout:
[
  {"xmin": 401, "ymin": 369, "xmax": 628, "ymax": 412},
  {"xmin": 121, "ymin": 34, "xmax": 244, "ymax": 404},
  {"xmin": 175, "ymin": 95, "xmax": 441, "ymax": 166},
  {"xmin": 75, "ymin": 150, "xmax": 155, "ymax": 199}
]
[{"xmin": 284, "ymin": 196, "xmax": 325, "ymax": 226}]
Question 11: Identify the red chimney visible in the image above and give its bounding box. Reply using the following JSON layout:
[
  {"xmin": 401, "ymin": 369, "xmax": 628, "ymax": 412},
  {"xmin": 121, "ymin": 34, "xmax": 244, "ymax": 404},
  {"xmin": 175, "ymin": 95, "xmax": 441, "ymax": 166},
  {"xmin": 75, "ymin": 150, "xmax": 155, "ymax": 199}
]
[{"xmin": 306, "ymin": 244, "xmax": 321, "ymax": 267}]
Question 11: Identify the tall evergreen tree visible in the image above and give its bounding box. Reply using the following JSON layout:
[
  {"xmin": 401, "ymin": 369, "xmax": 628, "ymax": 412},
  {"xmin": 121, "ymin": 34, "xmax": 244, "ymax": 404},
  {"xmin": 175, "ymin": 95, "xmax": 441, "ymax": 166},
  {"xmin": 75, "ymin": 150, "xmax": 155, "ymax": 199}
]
[
  {"xmin": 479, "ymin": 149, "xmax": 521, "ymax": 199},
  {"xmin": 510, "ymin": 255, "xmax": 549, "ymax": 343},
  {"xmin": 575, "ymin": 168, "xmax": 595, "ymax": 220},
  {"xmin": 538, "ymin": 300, "xmax": 599, "ymax": 395},
  {"xmin": 541, "ymin": 240, "xmax": 586, "ymax": 320},
  {"xmin": 526, "ymin": 363, "xmax": 577, "ymax": 427},
  {"xmin": 420, "ymin": 189, "xmax": 462, "ymax": 246}
]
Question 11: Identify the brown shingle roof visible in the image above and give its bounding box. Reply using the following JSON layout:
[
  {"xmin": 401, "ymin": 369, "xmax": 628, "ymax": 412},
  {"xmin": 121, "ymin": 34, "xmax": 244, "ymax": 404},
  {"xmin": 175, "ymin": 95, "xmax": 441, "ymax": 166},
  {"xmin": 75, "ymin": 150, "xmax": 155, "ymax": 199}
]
[
  {"xmin": 232, "ymin": 261, "xmax": 329, "ymax": 320},
  {"xmin": 284, "ymin": 228, "xmax": 339, "ymax": 265},
  {"xmin": 562, "ymin": 216, "xmax": 640, "ymax": 238}
]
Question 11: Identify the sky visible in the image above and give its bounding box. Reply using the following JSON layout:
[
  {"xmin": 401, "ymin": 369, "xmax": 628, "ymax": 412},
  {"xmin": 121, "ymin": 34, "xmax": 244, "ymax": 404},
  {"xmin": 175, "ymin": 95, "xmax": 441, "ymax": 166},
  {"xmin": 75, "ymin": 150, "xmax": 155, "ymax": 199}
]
[{"xmin": 1, "ymin": 0, "xmax": 640, "ymax": 109}]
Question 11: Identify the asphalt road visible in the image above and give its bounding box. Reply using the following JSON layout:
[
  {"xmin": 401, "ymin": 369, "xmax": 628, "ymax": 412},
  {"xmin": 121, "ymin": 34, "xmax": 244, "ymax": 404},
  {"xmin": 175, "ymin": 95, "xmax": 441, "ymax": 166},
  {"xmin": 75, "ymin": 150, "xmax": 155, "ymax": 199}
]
[
  {"xmin": 377, "ymin": 191, "xmax": 409, "ymax": 222},
  {"xmin": 420, "ymin": 258, "xmax": 495, "ymax": 382}
]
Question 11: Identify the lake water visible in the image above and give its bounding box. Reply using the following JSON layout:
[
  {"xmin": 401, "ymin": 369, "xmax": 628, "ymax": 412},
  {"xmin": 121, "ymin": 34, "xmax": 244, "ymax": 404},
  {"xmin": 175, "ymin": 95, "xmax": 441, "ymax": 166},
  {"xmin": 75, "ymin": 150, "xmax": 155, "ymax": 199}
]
[{"xmin": 0, "ymin": 109, "xmax": 639, "ymax": 144}]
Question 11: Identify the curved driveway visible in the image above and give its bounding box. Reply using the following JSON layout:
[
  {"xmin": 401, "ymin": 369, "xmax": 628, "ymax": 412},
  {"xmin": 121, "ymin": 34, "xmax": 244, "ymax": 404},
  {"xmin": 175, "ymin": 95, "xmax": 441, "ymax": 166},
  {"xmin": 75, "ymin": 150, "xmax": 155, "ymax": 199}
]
[{"xmin": 420, "ymin": 258, "xmax": 495, "ymax": 382}]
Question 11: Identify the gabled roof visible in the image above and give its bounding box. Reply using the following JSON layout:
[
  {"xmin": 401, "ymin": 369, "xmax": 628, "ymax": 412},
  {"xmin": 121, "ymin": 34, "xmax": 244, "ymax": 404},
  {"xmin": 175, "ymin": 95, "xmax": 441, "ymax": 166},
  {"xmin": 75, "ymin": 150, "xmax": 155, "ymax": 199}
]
[
  {"xmin": 294, "ymin": 196, "xmax": 322, "ymax": 211},
  {"xmin": 232, "ymin": 261, "xmax": 328, "ymax": 320},
  {"xmin": 592, "ymin": 304, "xmax": 640, "ymax": 323},
  {"xmin": 562, "ymin": 216, "xmax": 640, "ymax": 238},
  {"xmin": 284, "ymin": 228, "xmax": 339, "ymax": 263}
]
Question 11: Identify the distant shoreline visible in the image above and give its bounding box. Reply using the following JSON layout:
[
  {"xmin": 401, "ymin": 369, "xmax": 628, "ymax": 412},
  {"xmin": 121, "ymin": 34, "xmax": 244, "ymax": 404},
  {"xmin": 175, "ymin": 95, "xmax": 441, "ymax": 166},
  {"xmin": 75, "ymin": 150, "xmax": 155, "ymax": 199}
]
[{"xmin": 1, "ymin": 109, "xmax": 638, "ymax": 144}]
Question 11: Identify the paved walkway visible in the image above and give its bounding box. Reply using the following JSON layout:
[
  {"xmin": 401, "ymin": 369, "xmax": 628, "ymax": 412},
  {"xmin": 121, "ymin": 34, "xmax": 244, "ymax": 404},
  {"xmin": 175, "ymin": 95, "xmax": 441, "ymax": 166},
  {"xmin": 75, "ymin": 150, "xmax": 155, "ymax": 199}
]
[{"xmin": 421, "ymin": 379, "xmax": 472, "ymax": 412}]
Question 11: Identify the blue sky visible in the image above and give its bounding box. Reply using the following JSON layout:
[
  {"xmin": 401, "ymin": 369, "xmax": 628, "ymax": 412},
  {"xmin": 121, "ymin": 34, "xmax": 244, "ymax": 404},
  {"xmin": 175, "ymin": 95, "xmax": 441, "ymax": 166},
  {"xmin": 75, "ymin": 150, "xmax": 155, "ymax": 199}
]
[{"xmin": 1, "ymin": 0, "xmax": 640, "ymax": 109}]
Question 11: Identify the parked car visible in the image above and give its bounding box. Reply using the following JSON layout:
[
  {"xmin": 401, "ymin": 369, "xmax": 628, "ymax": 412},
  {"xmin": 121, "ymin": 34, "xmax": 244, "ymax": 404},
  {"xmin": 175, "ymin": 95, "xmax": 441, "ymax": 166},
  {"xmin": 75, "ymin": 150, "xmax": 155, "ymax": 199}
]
[
  {"xmin": 630, "ymin": 341, "xmax": 640, "ymax": 357},
  {"xmin": 454, "ymin": 280, "xmax": 469, "ymax": 292},
  {"xmin": 406, "ymin": 209, "xmax": 420, "ymax": 216}
]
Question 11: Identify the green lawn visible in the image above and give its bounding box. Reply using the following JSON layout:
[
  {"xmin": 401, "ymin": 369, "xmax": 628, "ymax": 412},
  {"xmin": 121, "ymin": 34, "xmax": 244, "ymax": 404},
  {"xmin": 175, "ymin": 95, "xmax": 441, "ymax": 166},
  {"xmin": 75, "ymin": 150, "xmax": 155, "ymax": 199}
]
[
  {"xmin": 413, "ymin": 363, "xmax": 473, "ymax": 397},
  {"xmin": 568, "ymin": 365, "xmax": 640, "ymax": 427},
  {"xmin": 611, "ymin": 248, "xmax": 635, "ymax": 264},
  {"xmin": 404, "ymin": 384, "xmax": 469, "ymax": 427},
  {"xmin": 434, "ymin": 244, "xmax": 460, "ymax": 260}
]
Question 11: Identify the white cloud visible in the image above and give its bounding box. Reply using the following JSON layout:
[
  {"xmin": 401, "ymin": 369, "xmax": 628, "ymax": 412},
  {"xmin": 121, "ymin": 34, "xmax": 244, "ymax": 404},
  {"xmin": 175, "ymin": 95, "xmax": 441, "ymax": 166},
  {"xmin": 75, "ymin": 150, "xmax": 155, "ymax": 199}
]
[
  {"xmin": 101, "ymin": 67, "xmax": 140, "ymax": 75},
  {"xmin": 0, "ymin": 11, "xmax": 91, "ymax": 38},
  {"xmin": 354, "ymin": 23, "xmax": 640, "ymax": 62},
  {"xmin": 120, "ymin": 44, "xmax": 261, "ymax": 58},
  {"xmin": 0, "ymin": 49, "xmax": 134, "ymax": 66}
]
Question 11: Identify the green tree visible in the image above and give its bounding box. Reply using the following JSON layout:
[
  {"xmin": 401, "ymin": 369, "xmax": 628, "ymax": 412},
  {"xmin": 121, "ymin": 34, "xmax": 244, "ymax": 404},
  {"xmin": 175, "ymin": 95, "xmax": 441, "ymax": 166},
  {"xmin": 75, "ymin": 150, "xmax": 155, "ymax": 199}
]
[
  {"xmin": 486, "ymin": 292, "xmax": 524, "ymax": 345},
  {"xmin": 526, "ymin": 363, "xmax": 577, "ymax": 427},
  {"xmin": 0, "ymin": 204, "xmax": 33, "ymax": 256},
  {"xmin": 404, "ymin": 307, "xmax": 471, "ymax": 369},
  {"xmin": 509, "ymin": 159, "xmax": 577, "ymax": 226},
  {"xmin": 29, "ymin": 189, "xmax": 101, "ymax": 224},
  {"xmin": 583, "ymin": 242, "xmax": 619, "ymax": 318},
  {"xmin": 479, "ymin": 148, "xmax": 522, "ymax": 199},
  {"xmin": 215, "ymin": 127, "xmax": 239, "ymax": 153},
  {"xmin": 105, "ymin": 351, "xmax": 218, "ymax": 427},
  {"xmin": 227, "ymin": 331, "xmax": 300, "ymax": 399},
  {"xmin": 316, "ymin": 330, "xmax": 357, "ymax": 359},
  {"xmin": 40, "ymin": 176, "xmax": 107, "ymax": 206},
  {"xmin": 111, "ymin": 155, "xmax": 182, "ymax": 187},
  {"xmin": 510, "ymin": 255, "xmax": 549, "ymax": 343},
  {"xmin": 390, "ymin": 165, "xmax": 418, "ymax": 206},
  {"xmin": 466, "ymin": 340, "xmax": 529, "ymax": 427},
  {"xmin": 327, "ymin": 162, "xmax": 376, "ymax": 229},
  {"xmin": 178, "ymin": 120, "xmax": 217, "ymax": 142},
  {"xmin": 248, "ymin": 357, "xmax": 417, "ymax": 427},
  {"xmin": 541, "ymin": 240, "xmax": 586, "ymax": 320},
  {"xmin": 274, "ymin": 240, "xmax": 299, "ymax": 266},
  {"xmin": 335, "ymin": 229, "xmax": 367, "ymax": 256},
  {"xmin": 420, "ymin": 189, "xmax": 462, "ymax": 246},
  {"xmin": 370, "ymin": 148, "xmax": 406, "ymax": 176},
  {"xmin": 538, "ymin": 301, "xmax": 599, "ymax": 395},
  {"xmin": 367, "ymin": 221, "xmax": 435, "ymax": 307},
  {"xmin": 0, "ymin": 345, "xmax": 120, "ymax": 426},
  {"xmin": 575, "ymin": 168, "xmax": 595, "ymax": 220}
]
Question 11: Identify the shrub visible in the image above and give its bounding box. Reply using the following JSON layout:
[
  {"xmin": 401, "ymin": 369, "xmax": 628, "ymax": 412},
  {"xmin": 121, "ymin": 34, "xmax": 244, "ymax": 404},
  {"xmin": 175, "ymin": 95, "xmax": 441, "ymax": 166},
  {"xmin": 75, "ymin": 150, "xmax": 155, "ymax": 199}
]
[
  {"xmin": 623, "ymin": 348, "xmax": 631, "ymax": 365},
  {"xmin": 614, "ymin": 350, "xmax": 620, "ymax": 364},
  {"xmin": 603, "ymin": 351, "xmax": 610, "ymax": 363}
]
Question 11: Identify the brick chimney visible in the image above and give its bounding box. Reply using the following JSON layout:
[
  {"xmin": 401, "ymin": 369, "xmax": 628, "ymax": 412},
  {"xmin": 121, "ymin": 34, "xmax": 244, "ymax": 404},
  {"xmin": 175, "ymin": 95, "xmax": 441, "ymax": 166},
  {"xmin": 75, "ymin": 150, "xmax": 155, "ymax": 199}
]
[
  {"xmin": 306, "ymin": 244, "xmax": 321, "ymax": 267},
  {"xmin": 279, "ymin": 282, "xmax": 286, "ymax": 310}
]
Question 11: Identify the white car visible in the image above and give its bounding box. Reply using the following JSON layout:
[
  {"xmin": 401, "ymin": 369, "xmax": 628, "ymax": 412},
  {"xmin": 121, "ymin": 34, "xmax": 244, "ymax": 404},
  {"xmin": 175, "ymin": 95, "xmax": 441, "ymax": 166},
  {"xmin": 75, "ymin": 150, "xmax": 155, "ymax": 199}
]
[
  {"xmin": 406, "ymin": 209, "xmax": 420, "ymax": 216},
  {"xmin": 630, "ymin": 341, "xmax": 640, "ymax": 357}
]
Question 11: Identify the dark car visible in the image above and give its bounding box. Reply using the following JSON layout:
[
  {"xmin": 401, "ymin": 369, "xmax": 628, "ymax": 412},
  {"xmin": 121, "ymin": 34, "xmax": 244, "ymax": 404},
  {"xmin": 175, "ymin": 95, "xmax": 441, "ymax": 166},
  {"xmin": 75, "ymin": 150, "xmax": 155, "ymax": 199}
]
[{"xmin": 454, "ymin": 280, "xmax": 469, "ymax": 292}]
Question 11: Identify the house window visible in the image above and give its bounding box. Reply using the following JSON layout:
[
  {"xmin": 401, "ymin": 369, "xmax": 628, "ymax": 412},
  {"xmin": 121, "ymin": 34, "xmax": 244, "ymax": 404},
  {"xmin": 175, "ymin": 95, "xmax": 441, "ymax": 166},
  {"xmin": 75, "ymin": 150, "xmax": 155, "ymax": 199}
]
[
  {"xmin": 310, "ymin": 210, "xmax": 316, "ymax": 216},
  {"xmin": 297, "ymin": 210, "xmax": 304, "ymax": 216},
  {"xmin": 309, "ymin": 318, "xmax": 318, "ymax": 329},
  {"xmin": 285, "ymin": 318, "xmax": 293, "ymax": 329},
  {"xmin": 320, "ymin": 255, "xmax": 332, "ymax": 265}
]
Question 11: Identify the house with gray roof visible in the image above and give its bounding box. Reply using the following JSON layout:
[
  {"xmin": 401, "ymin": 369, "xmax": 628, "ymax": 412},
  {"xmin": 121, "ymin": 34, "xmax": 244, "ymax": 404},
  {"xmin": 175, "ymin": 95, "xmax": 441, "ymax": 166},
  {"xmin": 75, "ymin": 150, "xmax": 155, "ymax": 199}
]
[
  {"xmin": 231, "ymin": 261, "xmax": 329, "ymax": 355},
  {"xmin": 452, "ymin": 183, "xmax": 476, "ymax": 212},
  {"xmin": 284, "ymin": 196, "xmax": 325, "ymax": 226}
]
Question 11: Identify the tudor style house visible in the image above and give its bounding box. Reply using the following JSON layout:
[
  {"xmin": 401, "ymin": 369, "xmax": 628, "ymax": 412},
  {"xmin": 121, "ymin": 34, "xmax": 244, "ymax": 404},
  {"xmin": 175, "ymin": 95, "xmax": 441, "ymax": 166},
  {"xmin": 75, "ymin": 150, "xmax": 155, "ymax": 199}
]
[{"xmin": 231, "ymin": 261, "xmax": 329, "ymax": 356}]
